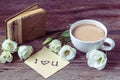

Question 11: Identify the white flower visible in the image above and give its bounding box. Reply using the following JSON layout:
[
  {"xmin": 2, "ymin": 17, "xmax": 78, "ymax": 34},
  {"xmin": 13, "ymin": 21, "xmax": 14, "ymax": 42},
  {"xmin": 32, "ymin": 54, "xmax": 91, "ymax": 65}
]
[
  {"xmin": 0, "ymin": 51, "xmax": 13, "ymax": 63},
  {"xmin": 58, "ymin": 45, "xmax": 76, "ymax": 60},
  {"xmin": 49, "ymin": 39, "xmax": 62, "ymax": 53},
  {"xmin": 86, "ymin": 49, "xmax": 107, "ymax": 70},
  {"xmin": 1, "ymin": 39, "xmax": 17, "ymax": 53},
  {"xmin": 18, "ymin": 45, "xmax": 33, "ymax": 60}
]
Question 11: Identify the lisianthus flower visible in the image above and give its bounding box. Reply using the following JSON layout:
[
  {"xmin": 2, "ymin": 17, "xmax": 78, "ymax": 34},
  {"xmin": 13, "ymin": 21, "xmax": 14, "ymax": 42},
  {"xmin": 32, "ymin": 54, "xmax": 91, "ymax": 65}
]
[
  {"xmin": 49, "ymin": 39, "xmax": 62, "ymax": 53},
  {"xmin": 58, "ymin": 45, "xmax": 76, "ymax": 60},
  {"xmin": 1, "ymin": 39, "xmax": 17, "ymax": 53},
  {"xmin": 86, "ymin": 49, "xmax": 107, "ymax": 70},
  {"xmin": 0, "ymin": 51, "xmax": 13, "ymax": 63},
  {"xmin": 18, "ymin": 45, "xmax": 33, "ymax": 60}
]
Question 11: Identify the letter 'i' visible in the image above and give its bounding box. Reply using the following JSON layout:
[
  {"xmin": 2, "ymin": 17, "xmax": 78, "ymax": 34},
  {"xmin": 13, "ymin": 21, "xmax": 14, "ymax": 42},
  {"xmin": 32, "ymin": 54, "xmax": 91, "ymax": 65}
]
[{"xmin": 34, "ymin": 59, "xmax": 38, "ymax": 64}]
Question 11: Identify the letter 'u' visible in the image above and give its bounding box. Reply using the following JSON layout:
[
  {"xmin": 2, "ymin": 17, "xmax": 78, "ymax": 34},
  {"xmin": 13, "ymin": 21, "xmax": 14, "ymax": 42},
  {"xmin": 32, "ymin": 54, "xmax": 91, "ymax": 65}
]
[{"xmin": 51, "ymin": 61, "xmax": 58, "ymax": 66}]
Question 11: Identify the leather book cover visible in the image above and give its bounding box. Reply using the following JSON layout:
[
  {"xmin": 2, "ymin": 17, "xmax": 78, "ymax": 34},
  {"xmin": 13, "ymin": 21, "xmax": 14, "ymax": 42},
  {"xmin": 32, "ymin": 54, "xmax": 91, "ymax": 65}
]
[{"xmin": 5, "ymin": 3, "xmax": 46, "ymax": 44}]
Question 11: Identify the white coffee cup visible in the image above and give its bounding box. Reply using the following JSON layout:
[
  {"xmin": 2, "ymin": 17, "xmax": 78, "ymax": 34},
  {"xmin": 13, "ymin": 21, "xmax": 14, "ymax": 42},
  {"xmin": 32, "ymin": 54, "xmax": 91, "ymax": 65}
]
[{"xmin": 70, "ymin": 19, "xmax": 115, "ymax": 53}]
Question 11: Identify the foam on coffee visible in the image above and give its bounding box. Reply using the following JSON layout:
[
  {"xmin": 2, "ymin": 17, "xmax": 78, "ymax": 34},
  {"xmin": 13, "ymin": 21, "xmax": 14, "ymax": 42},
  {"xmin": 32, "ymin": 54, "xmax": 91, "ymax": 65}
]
[{"xmin": 72, "ymin": 24, "xmax": 105, "ymax": 42}]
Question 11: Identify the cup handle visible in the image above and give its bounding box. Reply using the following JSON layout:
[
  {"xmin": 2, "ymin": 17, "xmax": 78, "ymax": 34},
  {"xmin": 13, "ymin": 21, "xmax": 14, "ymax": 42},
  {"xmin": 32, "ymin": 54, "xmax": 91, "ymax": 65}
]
[{"xmin": 100, "ymin": 38, "xmax": 115, "ymax": 51}]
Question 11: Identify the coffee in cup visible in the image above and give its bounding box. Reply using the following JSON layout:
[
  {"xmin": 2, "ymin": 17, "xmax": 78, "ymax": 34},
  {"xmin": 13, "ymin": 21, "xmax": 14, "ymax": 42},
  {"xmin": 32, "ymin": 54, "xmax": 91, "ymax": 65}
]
[
  {"xmin": 72, "ymin": 24, "xmax": 105, "ymax": 42},
  {"xmin": 70, "ymin": 19, "xmax": 115, "ymax": 53}
]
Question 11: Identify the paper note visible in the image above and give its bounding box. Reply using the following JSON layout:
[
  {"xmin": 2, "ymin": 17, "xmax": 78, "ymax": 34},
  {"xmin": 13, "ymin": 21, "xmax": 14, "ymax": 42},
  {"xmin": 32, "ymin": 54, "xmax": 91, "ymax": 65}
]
[{"xmin": 24, "ymin": 47, "xmax": 70, "ymax": 78}]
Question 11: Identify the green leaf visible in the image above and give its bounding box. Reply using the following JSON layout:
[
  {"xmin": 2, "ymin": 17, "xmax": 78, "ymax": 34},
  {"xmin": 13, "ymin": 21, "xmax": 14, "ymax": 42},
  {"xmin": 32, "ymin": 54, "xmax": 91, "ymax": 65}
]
[
  {"xmin": 63, "ymin": 37, "xmax": 70, "ymax": 45},
  {"xmin": 42, "ymin": 37, "xmax": 53, "ymax": 45},
  {"xmin": 61, "ymin": 30, "xmax": 70, "ymax": 38}
]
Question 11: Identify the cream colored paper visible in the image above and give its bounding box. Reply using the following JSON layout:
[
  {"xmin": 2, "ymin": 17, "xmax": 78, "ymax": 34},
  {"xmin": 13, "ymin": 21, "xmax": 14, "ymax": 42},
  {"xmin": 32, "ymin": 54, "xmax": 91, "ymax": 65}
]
[{"xmin": 24, "ymin": 47, "xmax": 70, "ymax": 78}]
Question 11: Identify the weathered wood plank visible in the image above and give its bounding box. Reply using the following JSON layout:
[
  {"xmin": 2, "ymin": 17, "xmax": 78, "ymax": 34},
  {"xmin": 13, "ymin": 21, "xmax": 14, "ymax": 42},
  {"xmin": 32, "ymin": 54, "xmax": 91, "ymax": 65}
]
[{"xmin": 0, "ymin": 0, "xmax": 120, "ymax": 80}]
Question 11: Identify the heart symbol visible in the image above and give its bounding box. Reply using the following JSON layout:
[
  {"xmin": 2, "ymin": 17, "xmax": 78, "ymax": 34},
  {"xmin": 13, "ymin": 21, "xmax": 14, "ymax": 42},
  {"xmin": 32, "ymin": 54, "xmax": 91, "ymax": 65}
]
[{"xmin": 41, "ymin": 60, "xmax": 50, "ymax": 65}]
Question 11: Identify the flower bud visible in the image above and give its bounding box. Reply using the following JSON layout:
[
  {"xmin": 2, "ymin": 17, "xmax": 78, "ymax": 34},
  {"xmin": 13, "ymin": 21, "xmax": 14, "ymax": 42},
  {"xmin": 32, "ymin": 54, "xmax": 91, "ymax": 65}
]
[
  {"xmin": 0, "ymin": 51, "xmax": 13, "ymax": 63},
  {"xmin": 18, "ymin": 45, "xmax": 33, "ymax": 60},
  {"xmin": 58, "ymin": 45, "xmax": 76, "ymax": 60},
  {"xmin": 1, "ymin": 39, "xmax": 17, "ymax": 53},
  {"xmin": 86, "ymin": 49, "xmax": 107, "ymax": 70},
  {"xmin": 49, "ymin": 39, "xmax": 62, "ymax": 53},
  {"xmin": 42, "ymin": 37, "xmax": 53, "ymax": 45}
]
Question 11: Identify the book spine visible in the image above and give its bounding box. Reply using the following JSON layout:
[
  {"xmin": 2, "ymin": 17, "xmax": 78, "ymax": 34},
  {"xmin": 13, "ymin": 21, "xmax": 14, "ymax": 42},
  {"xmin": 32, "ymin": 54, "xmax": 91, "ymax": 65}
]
[
  {"xmin": 7, "ymin": 18, "xmax": 23, "ymax": 44},
  {"xmin": 14, "ymin": 18, "xmax": 23, "ymax": 44}
]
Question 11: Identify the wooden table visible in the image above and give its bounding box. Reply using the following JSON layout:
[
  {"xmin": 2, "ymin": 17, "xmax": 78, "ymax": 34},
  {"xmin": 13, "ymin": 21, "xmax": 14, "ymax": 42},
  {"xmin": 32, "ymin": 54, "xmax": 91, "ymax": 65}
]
[{"xmin": 0, "ymin": 0, "xmax": 120, "ymax": 80}]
